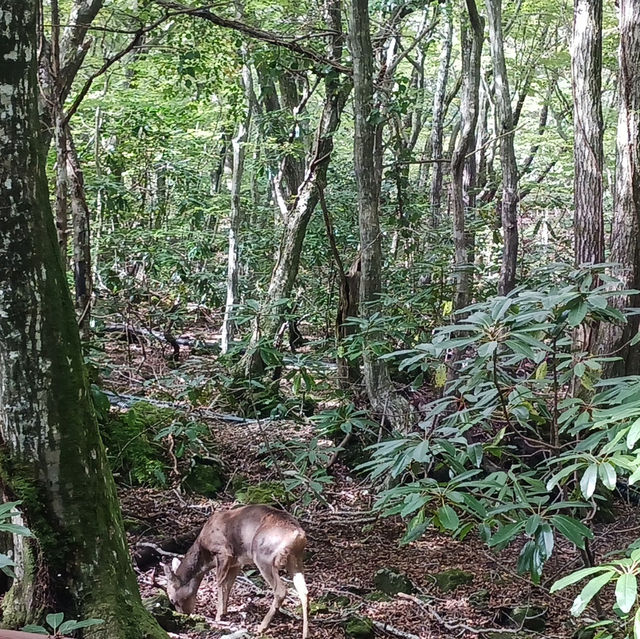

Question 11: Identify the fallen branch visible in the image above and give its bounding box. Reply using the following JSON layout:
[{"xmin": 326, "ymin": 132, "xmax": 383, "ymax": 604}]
[{"xmin": 372, "ymin": 620, "xmax": 421, "ymax": 639}]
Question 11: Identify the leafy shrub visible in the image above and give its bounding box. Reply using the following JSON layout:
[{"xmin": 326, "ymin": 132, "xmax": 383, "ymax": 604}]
[
  {"xmin": 360, "ymin": 267, "xmax": 640, "ymax": 584},
  {"xmin": 101, "ymin": 402, "xmax": 207, "ymax": 487}
]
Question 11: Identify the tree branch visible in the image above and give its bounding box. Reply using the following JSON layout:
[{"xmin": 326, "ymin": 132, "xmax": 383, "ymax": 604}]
[{"xmin": 153, "ymin": 0, "xmax": 351, "ymax": 74}]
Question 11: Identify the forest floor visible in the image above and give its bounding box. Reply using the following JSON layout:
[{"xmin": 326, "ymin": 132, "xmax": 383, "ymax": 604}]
[
  {"xmin": 102, "ymin": 327, "xmax": 640, "ymax": 639},
  {"xmin": 122, "ymin": 415, "xmax": 640, "ymax": 639}
]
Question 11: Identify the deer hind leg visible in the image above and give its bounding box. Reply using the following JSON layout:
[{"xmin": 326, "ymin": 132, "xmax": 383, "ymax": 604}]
[
  {"xmin": 255, "ymin": 556, "xmax": 287, "ymax": 634},
  {"xmin": 287, "ymin": 555, "xmax": 309, "ymax": 639},
  {"xmin": 216, "ymin": 555, "xmax": 240, "ymax": 621}
]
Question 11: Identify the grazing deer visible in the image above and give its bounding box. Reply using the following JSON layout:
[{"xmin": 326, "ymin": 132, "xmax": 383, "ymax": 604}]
[{"xmin": 163, "ymin": 504, "xmax": 309, "ymax": 638}]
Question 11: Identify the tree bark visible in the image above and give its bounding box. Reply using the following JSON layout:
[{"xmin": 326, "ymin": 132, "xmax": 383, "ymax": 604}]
[
  {"xmin": 348, "ymin": 0, "xmax": 414, "ymax": 430},
  {"xmin": 450, "ymin": 0, "xmax": 483, "ymax": 312},
  {"xmin": 221, "ymin": 50, "xmax": 253, "ymax": 354},
  {"xmin": 244, "ymin": 0, "xmax": 350, "ymax": 377},
  {"xmin": 0, "ymin": 5, "xmax": 167, "ymax": 637},
  {"xmin": 486, "ymin": 0, "xmax": 519, "ymax": 295},
  {"xmin": 600, "ymin": 0, "xmax": 640, "ymax": 375},
  {"xmin": 66, "ymin": 127, "xmax": 93, "ymax": 339},
  {"xmin": 572, "ymin": 0, "xmax": 604, "ymax": 268},
  {"xmin": 430, "ymin": 1, "xmax": 453, "ymax": 228}
]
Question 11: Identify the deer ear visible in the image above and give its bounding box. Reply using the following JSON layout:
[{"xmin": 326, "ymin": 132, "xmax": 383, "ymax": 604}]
[{"xmin": 171, "ymin": 557, "xmax": 181, "ymax": 573}]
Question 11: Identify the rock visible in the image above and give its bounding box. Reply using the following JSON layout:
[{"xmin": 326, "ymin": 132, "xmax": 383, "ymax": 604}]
[
  {"xmin": 432, "ymin": 568, "xmax": 474, "ymax": 592},
  {"xmin": 345, "ymin": 616, "xmax": 375, "ymax": 638},
  {"xmin": 509, "ymin": 605, "xmax": 547, "ymax": 632},
  {"xmin": 374, "ymin": 568, "xmax": 415, "ymax": 595},
  {"xmin": 183, "ymin": 458, "xmax": 225, "ymax": 497},
  {"xmin": 235, "ymin": 480, "xmax": 292, "ymax": 505},
  {"xmin": 469, "ymin": 588, "xmax": 490, "ymax": 610}
]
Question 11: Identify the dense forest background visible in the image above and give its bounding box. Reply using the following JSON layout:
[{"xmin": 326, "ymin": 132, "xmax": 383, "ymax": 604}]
[{"xmin": 2, "ymin": 0, "xmax": 640, "ymax": 638}]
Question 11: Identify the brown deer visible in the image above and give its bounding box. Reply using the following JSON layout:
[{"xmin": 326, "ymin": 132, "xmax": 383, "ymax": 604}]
[{"xmin": 163, "ymin": 504, "xmax": 309, "ymax": 638}]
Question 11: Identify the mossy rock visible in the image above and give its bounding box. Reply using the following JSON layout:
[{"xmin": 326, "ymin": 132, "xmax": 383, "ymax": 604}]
[
  {"xmin": 143, "ymin": 593, "xmax": 207, "ymax": 632},
  {"xmin": 183, "ymin": 458, "xmax": 225, "ymax": 497},
  {"xmin": 123, "ymin": 517, "xmax": 147, "ymax": 534},
  {"xmin": 236, "ymin": 480, "xmax": 293, "ymax": 505},
  {"xmin": 508, "ymin": 605, "xmax": 547, "ymax": 632},
  {"xmin": 316, "ymin": 592, "xmax": 351, "ymax": 609},
  {"xmin": 432, "ymin": 568, "xmax": 474, "ymax": 592},
  {"xmin": 345, "ymin": 616, "xmax": 374, "ymax": 639},
  {"xmin": 366, "ymin": 590, "xmax": 392, "ymax": 602},
  {"xmin": 469, "ymin": 588, "xmax": 490, "ymax": 610},
  {"xmin": 374, "ymin": 568, "xmax": 415, "ymax": 595}
]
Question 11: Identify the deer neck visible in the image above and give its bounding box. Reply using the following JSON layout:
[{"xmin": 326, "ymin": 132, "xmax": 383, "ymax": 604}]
[{"xmin": 176, "ymin": 540, "xmax": 212, "ymax": 592}]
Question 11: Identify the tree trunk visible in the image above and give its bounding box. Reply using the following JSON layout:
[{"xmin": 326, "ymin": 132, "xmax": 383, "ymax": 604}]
[
  {"xmin": 221, "ymin": 54, "xmax": 253, "ymax": 354},
  {"xmin": 66, "ymin": 127, "xmax": 93, "ymax": 339},
  {"xmin": 486, "ymin": 0, "xmax": 519, "ymax": 295},
  {"xmin": 244, "ymin": 0, "xmax": 350, "ymax": 377},
  {"xmin": 430, "ymin": 1, "xmax": 453, "ymax": 228},
  {"xmin": 348, "ymin": 0, "xmax": 414, "ymax": 430},
  {"xmin": 572, "ymin": 0, "xmax": 604, "ymax": 268},
  {"xmin": 450, "ymin": 0, "xmax": 483, "ymax": 312},
  {"xmin": 0, "ymin": 5, "xmax": 167, "ymax": 637},
  {"xmin": 600, "ymin": 0, "xmax": 640, "ymax": 375}
]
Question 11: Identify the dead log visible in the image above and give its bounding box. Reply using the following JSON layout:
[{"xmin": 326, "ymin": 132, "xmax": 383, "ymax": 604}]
[{"xmin": 133, "ymin": 526, "xmax": 200, "ymax": 569}]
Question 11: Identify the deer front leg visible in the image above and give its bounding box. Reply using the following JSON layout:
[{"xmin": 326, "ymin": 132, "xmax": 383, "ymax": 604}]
[
  {"xmin": 255, "ymin": 560, "xmax": 286, "ymax": 634},
  {"xmin": 215, "ymin": 555, "xmax": 239, "ymax": 621}
]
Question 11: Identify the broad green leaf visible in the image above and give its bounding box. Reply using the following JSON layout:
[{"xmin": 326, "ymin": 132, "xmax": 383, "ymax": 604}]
[
  {"xmin": 21, "ymin": 625, "xmax": 48, "ymax": 634},
  {"xmin": 46, "ymin": 612, "xmax": 64, "ymax": 630},
  {"xmin": 551, "ymin": 565, "xmax": 611, "ymax": 592},
  {"xmin": 0, "ymin": 522, "xmax": 33, "ymax": 537},
  {"xmin": 567, "ymin": 303, "xmax": 588, "ymax": 327},
  {"xmin": 546, "ymin": 462, "xmax": 584, "ymax": 491},
  {"xmin": 630, "ymin": 465, "xmax": 640, "ymax": 486},
  {"xmin": 634, "ymin": 606, "xmax": 640, "ymax": 639},
  {"xmin": 551, "ymin": 515, "xmax": 593, "ymax": 549},
  {"xmin": 628, "ymin": 418, "xmax": 640, "ymax": 449},
  {"xmin": 525, "ymin": 514, "xmax": 542, "ymax": 536},
  {"xmin": 580, "ymin": 464, "xmax": 598, "ymax": 499},
  {"xmin": 437, "ymin": 505, "xmax": 459, "ymax": 531},
  {"xmin": 616, "ymin": 573, "xmax": 638, "ymax": 614},
  {"xmin": 489, "ymin": 521, "xmax": 526, "ymax": 548},
  {"xmin": 571, "ymin": 572, "xmax": 616, "ymax": 615},
  {"xmin": 537, "ymin": 524, "xmax": 554, "ymax": 560},
  {"xmin": 598, "ymin": 462, "xmax": 617, "ymax": 490},
  {"xmin": 534, "ymin": 361, "xmax": 548, "ymax": 380},
  {"xmin": 0, "ymin": 501, "xmax": 21, "ymax": 516},
  {"xmin": 59, "ymin": 618, "xmax": 104, "ymax": 633}
]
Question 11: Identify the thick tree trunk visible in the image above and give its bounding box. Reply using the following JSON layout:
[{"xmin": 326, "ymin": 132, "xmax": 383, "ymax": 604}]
[
  {"xmin": 486, "ymin": 0, "xmax": 519, "ymax": 295},
  {"xmin": 349, "ymin": 0, "xmax": 414, "ymax": 430},
  {"xmin": 430, "ymin": 1, "xmax": 453, "ymax": 227},
  {"xmin": 244, "ymin": 0, "xmax": 350, "ymax": 377},
  {"xmin": 600, "ymin": 0, "xmax": 640, "ymax": 375},
  {"xmin": 451, "ymin": 0, "xmax": 483, "ymax": 312},
  {"xmin": 0, "ymin": 6, "xmax": 167, "ymax": 638},
  {"xmin": 572, "ymin": 0, "xmax": 604, "ymax": 268}
]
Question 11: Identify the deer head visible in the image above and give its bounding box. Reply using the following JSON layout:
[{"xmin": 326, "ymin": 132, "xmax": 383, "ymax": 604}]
[{"xmin": 163, "ymin": 504, "xmax": 309, "ymax": 639}]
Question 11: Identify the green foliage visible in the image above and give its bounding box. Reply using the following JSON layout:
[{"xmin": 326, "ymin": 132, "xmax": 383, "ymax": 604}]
[
  {"xmin": 261, "ymin": 437, "xmax": 337, "ymax": 506},
  {"xmin": 551, "ymin": 543, "xmax": 640, "ymax": 638},
  {"xmin": 101, "ymin": 402, "xmax": 207, "ymax": 487},
  {"xmin": 359, "ymin": 267, "xmax": 640, "ymax": 583},
  {"xmin": 23, "ymin": 612, "xmax": 103, "ymax": 636},
  {"xmin": 0, "ymin": 501, "xmax": 32, "ymax": 578}
]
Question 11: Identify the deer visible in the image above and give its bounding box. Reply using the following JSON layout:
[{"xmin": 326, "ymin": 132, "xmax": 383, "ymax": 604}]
[{"xmin": 163, "ymin": 504, "xmax": 309, "ymax": 638}]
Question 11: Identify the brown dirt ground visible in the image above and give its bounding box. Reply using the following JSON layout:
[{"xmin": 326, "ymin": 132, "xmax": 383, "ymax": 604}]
[{"xmin": 122, "ymin": 415, "xmax": 640, "ymax": 639}]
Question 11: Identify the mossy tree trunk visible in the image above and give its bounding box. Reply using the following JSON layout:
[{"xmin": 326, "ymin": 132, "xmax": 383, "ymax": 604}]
[{"xmin": 0, "ymin": 5, "xmax": 167, "ymax": 638}]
